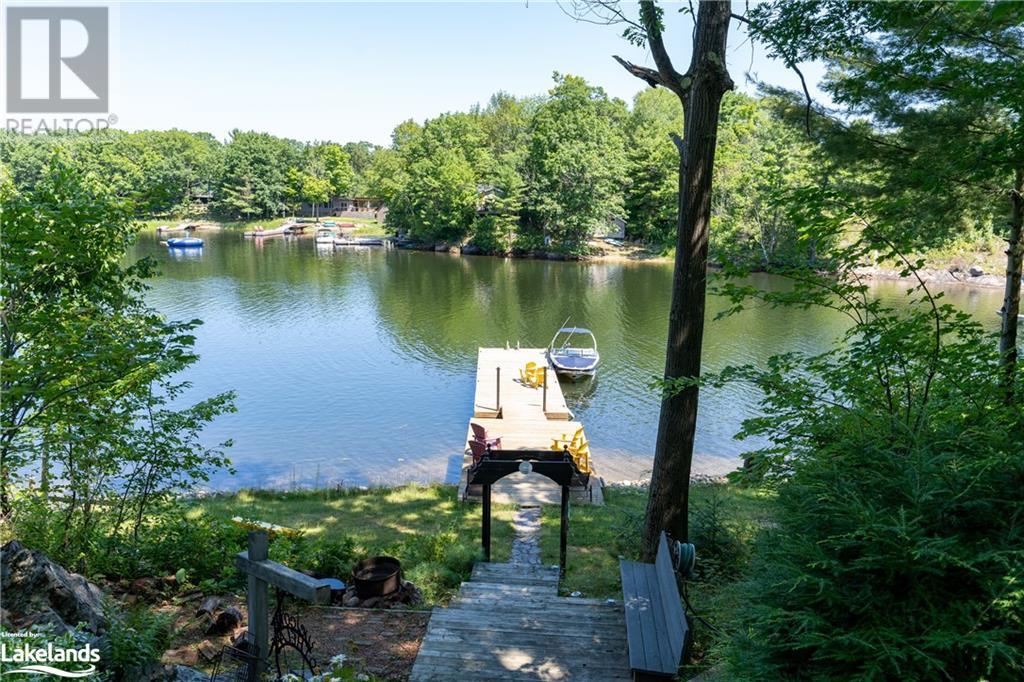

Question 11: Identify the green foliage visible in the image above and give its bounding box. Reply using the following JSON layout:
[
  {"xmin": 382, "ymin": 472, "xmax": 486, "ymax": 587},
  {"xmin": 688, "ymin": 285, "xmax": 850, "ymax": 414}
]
[
  {"xmin": 689, "ymin": 485, "xmax": 751, "ymax": 585},
  {"xmin": 707, "ymin": 201, "xmax": 1024, "ymax": 678},
  {"xmin": 747, "ymin": 0, "xmax": 1023, "ymax": 254},
  {"xmin": 215, "ymin": 130, "xmax": 302, "ymax": 218},
  {"xmin": 526, "ymin": 74, "xmax": 629, "ymax": 252},
  {"xmin": 711, "ymin": 94, "xmax": 819, "ymax": 267},
  {"xmin": 624, "ymin": 88, "xmax": 682, "ymax": 245},
  {"xmin": 370, "ymin": 74, "xmax": 630, "ymax": 254},
  {"xmin": 0, "ymin": 129, "xmax": 221, "ymax": 215},
  {"xmin": 307, "ymin": 536, "xmax": 358, "ymax": 579},
  {"xmin": 387, "ymin": 528, "xmax": 480, "ymax": 604},
  {"xmin": 101, "ymin": 602, "xmax": 173, "ymax": 681},
  {"xmin": 1, "ymin": 153, "xmax": 234, "ymax": 584}
]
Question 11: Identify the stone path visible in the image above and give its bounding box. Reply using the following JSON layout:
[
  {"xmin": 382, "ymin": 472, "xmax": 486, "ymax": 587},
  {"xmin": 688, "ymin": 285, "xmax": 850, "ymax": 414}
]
[{"xmin": 510, "ymin": 506, "xmax": 541, "ymax": 566}]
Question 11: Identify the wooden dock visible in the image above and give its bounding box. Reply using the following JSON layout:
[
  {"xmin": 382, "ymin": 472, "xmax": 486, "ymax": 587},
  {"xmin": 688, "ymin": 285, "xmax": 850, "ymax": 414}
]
[
  {"xmin": 473, "ymin": 348, "xmax": 573, "ymax": 420},
  {"xmin": 243, "ymin": 221, "xmax": 297, "ymax": 238},
  {"xmin": 156, "ymin": 223, "xmax": 192, "ymax": 233},
  {"xmin": 410, "ymin": 563, "xmax": 630, "ymax": 681},
  {"xmin": 459, "ymin": 348, "xmax": 603, "ymax": 506}
]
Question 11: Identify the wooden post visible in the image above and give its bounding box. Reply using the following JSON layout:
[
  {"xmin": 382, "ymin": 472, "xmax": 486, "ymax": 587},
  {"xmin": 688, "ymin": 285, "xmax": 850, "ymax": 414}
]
[
  {"xmin": 246, "ymin": 531, "xmax": 269, "ymax": 672},
  {"xmin": 542, "ymin": 368, "xmax": 548, "ymax": 413},
  {"xmin": 496, "ymin": 367, "xmax": 501, "ymax": 413},
  {"xmin": 482, "ymin": 483, "xmax": 492, "ymax": 562},
  {"xmin": 559, "ymin": 485, "xmax": 569, "ymax": 578}
]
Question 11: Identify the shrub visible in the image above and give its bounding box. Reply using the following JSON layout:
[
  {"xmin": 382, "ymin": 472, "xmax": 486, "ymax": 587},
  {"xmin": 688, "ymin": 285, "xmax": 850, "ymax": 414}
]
[
  {"xmin": 307, "ymin": 536, "xmax": 358, "ymax": 578},
  {"xmin": 387, "ymin": 528, "xmax": 481, "ymax": 602},
  {"xmin": 101, "ymin": 601, "xmax": 172, "ymax": 681},
  {"xmin": 689, "ymin": 485, "xmax": 751, "ymax": 585},
  {"xmin": 712, "ymin": 229, "xmax": 1024, "ymax": 679},
  {"xmin": 6, "ymin": 495, "xmax": 248, "ymax": 589}
]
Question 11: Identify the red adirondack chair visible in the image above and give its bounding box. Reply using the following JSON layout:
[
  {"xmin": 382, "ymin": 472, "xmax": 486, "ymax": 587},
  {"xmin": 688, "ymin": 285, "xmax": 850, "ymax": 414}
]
[
  {"xmin": 470, "ymin": 423, "xmax": 501, "ymax": 449},
  {"xmin": 468, "ymin": 438, "xmax": 488, "ymax": 464}
]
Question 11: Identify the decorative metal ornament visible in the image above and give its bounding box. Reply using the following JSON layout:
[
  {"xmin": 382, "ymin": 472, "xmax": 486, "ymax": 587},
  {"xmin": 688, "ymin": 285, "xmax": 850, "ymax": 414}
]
[{"xmin": 270, "ymin": 588, "xmax": 320, "ymax": 680}]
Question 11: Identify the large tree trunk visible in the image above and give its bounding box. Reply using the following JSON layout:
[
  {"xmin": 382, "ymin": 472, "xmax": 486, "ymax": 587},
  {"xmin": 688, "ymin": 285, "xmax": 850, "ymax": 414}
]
[
  {"xmin": 999, "ymin": 168, "xmax": 1023, "ymax": 403},
  {"xmin": 640, "ymin": 2, "xmax": 733, "ymax": 560}
]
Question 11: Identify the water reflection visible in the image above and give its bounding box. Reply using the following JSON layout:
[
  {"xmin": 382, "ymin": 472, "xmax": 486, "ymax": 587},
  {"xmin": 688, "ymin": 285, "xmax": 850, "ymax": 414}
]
[
  {"xmin": 166, "ymin": 246, "xmax": 204, "ymax": 261},
  {"xmin": 131, "ymin": 230, "xmax": 1005, "ymax": 490}
]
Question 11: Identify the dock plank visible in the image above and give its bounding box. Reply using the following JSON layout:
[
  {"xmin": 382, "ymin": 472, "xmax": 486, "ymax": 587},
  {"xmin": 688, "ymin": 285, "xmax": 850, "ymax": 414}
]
[{"xmin": 473, "ymin": 348, "xmax": 572, "ymax": 420}]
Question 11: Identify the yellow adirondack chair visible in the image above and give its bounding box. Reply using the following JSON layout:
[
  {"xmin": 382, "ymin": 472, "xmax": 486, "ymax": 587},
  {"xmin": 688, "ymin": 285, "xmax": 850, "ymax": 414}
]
[
  {"xmin": 519, "ymin": 361, "xmax": 545, "ymax": 388},
  {"xmin": 551, "ymin": 427, "xmax": 584, "ymax": 451},
  {"xmin": 551, "ymin": 427, "xmax": 592, "ymax": 474}
]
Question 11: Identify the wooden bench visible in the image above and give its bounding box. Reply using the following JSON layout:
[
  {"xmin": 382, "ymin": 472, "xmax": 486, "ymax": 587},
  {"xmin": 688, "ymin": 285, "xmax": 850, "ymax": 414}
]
[{"xmin": 620, "ymin": 532, "xmax": 690, "ymax": 680}]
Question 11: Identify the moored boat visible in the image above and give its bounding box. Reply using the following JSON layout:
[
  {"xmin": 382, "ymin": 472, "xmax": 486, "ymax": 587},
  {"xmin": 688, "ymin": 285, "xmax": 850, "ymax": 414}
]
[
  {"xmin": 166, "ymin": 237, "xmax": 203, "ymax": 248},
  {"xmin": 547, "ymin": 323, "xmax": 600, "ymax": 379},
  {"xmin": 315, "ymin": 227, "xmax": 336, "ymax": 245},
  {"xmin": 334, "ymin": 237, "xmax": 384, "ymax": 247}
]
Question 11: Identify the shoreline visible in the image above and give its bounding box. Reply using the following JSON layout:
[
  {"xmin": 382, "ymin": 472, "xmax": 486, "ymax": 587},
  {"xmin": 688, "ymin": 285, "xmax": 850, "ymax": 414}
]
[
  {"xmin": 401, "ymin": 240, "xmax": 1015, "ymax": 291},
  {"xmin": 143, "ymin": 220, "xmax": 1015, "ymax": 292},
  {"xmin": 189, "ymin": 472, "xmax": 733, "ymax": 501}
]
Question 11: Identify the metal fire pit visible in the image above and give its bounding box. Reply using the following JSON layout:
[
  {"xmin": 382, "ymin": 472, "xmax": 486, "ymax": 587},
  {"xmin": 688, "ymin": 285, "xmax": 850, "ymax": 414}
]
[{"xmin": 352, "ymin": 556, "xmax": 402, "ymax": 598}]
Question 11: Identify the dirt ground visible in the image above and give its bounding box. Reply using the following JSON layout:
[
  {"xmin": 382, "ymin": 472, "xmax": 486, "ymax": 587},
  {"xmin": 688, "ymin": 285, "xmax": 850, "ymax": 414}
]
[
  {"xmin": 301, "ymin": 606, "xmax": 430, "ymax": 681},
  {"xmin": 155, "ymin": 591, "xmax": 429, "ymax": 681}
]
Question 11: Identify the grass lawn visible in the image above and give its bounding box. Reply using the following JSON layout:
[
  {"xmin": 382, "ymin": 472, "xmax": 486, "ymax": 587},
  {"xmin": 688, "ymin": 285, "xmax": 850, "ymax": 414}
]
[
  {"xmin": 539, "ymin": 483, "xmax": 772, "ymax": 599},
  {"xmin": 193, "ymin": 481, "xmax": 771, "ymax": 614},
  {"xmin": 216, "ymin": 217, "xmax": 290, "ymax": 231},
  {"xmin": 134, "ymin": 217, "xmax": 293, "ymax": 232},
  {"xmin": 195, "ymin": 484, "xmax": 518, "ymax": 604}
]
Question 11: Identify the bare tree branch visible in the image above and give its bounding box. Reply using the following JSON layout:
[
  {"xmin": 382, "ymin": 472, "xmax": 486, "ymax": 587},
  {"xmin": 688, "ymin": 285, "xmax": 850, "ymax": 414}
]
[{"xmin": 612, "ymin": 55, "xmax": 664, "ymax": 89}]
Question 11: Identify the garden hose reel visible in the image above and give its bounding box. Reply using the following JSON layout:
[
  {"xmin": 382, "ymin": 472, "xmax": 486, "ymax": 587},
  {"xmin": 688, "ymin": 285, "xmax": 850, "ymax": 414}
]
[{"xmin": 674, "ymin": 539, "xmax": 697, "ymax": 579}]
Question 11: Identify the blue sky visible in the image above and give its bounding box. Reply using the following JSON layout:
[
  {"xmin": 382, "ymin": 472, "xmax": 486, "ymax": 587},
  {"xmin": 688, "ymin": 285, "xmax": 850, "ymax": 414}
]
[{"xmin": 109, "ymin": 1, "xmax": 826, "ymax": 145}]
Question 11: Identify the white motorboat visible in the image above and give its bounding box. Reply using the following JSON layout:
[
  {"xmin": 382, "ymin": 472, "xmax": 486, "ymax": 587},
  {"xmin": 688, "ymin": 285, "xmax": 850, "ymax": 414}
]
[
  {"xmin": 547, "ymin": 324, "xmax": 600, "ymax": 379},
  {"xmin": 315, "ymin": 227, "xmax": 336, "ymax": 245}
]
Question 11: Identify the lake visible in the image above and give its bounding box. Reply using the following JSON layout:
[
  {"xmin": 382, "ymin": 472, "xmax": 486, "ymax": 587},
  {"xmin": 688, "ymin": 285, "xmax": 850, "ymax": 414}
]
[{"xmin": 134, "ymin": 230, "xmax": 1005, "ymax": 490}]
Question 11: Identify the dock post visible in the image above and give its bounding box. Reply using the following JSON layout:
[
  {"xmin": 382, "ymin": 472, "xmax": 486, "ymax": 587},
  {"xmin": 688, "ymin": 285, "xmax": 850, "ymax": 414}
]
[
  {"xmin": 542, "ymin": 368, "xmax": 548, "ymax": 413},
  {"xmin": 496, "ymin": 367, "xmax": 501, "ymax": 413},
  {"xmin": 246, "ymin": 531, "xmax": 269, "ymax": 673},
  {"xmin": 559, "ymin": 485, "xmax": 569, "ymax": 578},
  {"xmin": 482, "ymin": 484, "xmax": 492, "ymax": 562}
]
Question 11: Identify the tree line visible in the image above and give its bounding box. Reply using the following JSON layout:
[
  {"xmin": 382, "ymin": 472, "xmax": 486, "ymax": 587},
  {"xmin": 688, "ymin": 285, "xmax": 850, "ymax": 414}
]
[
  {"xmin": 2, "ymin": 67, "xmax": 1013, "ymax": 269},
  {"xmin": 0, "ymin": 129, "xmax": 374, "ymax": 221}
]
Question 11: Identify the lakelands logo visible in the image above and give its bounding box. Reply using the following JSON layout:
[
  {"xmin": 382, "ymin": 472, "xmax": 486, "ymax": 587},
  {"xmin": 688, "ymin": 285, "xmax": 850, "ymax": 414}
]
[
  {"xmin": 3, "ymin": 5, "xmax": 116, "ymax": 133},
  {"xmin": 0, "ymin": 640, "xmax": 100, "ymax": 678}
]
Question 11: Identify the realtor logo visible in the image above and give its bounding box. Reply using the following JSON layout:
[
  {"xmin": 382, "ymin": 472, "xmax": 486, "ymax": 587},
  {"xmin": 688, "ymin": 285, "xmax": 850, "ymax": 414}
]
[{"xmin": 5, "ymin": 6, "xmax": 109, "ymax": 113}]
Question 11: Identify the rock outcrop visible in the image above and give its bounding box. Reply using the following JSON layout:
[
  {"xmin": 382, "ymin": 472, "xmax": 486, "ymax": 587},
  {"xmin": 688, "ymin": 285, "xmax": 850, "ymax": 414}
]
[{"xmin": 0, "ymin": 540, "xmax": 107, "ymax": 633}]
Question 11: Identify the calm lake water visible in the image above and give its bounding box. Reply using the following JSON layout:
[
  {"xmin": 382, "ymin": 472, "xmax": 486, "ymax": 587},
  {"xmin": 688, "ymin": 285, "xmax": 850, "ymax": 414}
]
[{"xmin": 134, "ymin": 230, "xmax": 1005, "ymax": 490}]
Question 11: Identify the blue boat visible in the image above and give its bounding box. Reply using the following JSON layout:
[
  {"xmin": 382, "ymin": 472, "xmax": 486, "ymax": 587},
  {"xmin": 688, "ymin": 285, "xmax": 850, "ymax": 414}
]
[{"xmin": 167, "ymin": 237, "xmax": 204, "ymax": 248}]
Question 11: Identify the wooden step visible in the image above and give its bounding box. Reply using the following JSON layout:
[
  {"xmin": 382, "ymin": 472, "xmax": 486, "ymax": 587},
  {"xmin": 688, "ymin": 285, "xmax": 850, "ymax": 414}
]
[
  {"xmin": 459, "ymin": 583, "xmax": 611, "ymax": 605},
  {"xmin": 412, "ymin": 560, "xmax": 630, "ymax": 680},
  {"xmin": 471, "ymin": 563, "xmax": 560, "ymax": 587},
  {"xmin": 459, "ymin": 581, "xmax": 559, "ymax": 598},
  {"xmin": 410, "ymin": 660, "xmax": 631, "ymax": 682},
  {"xmin": 472, "ymin": 562, "xmax": 560, "ymax": 579},
  {"xmin": 425, "ymin": 616, "xmax": 628, "ymax": 640},
  {"xmin": 410, "ymin": 648, "xmax": 632, "ymax": 680},
  {"xmin": 450, "ymin": 596, "xmax": 625, "ymax": 618},
  {"xmin": 422, "ymin": 626, "xmax": 627, "ymax": 651}
]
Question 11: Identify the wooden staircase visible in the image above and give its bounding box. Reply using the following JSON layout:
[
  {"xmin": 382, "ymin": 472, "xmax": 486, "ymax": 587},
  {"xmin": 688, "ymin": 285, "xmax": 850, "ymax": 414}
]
[{"xmin": 410, "ymin": 563, "xmax": 631, "ymax": 681}]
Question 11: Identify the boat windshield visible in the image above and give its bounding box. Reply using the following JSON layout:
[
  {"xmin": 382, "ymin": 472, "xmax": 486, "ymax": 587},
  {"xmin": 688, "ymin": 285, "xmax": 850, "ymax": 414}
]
[{"xmin": 549, "ymin": 325, "xmax": 597, "ymax": 351}]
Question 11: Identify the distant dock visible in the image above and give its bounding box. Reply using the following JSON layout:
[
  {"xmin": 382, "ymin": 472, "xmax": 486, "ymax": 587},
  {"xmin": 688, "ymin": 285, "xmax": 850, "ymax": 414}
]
[
  {"xmin": 458, "ymin": 347, "xmax": 603, "ymax": 506},
  {"xmin": 243, "ymin": 221, "xmax": 298, "ymax": 238}
]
